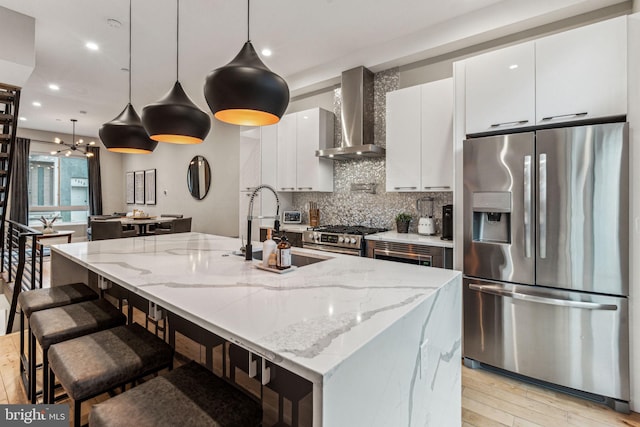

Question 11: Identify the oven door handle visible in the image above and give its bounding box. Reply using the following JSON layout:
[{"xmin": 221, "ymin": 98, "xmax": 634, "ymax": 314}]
[
  {"xmin": 302, "ymin": 243, "xmax": 361, "ymax": 256},
  {"xmin": 374, "ymin": 248, "xmax": 431, "ymax": 262}
]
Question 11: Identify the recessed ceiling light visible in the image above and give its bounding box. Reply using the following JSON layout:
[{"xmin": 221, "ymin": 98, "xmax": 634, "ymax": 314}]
[
  {"xmin": 85, "ymin": 42, "xmax": 99, "ymax": 51},
  {"xmin": 509, "ymin": 64, "xmax": 519, "ymax": 70},
  {"xmin": 32, "ymin": 101, "xmax": 41, "ymax": 107},
  {"xmin": 261, "ymin": 48, "xmax": 272, "ymax": 57},
  {"xmin": 19, "ymin": 117, "xmax": 26, "ymax": 121},
  {"xmin": 49, "ymin": 83, "xmax": 60, "ymax": 91}
]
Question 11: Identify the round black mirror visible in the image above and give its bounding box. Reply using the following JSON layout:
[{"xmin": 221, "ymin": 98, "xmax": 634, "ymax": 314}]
[{"xmin": 187, "ymin": 155, "xmax": 211, "ymax": 200}]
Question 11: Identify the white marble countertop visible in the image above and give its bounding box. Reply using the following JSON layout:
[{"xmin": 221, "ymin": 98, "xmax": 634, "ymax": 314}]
[
  {"xmin": 365, "ymin": 231, "xmax": 454, "ymax": 248},
  {"xmin": 51, "ymin": 232, "xmax": 459, "ymax": 382}
]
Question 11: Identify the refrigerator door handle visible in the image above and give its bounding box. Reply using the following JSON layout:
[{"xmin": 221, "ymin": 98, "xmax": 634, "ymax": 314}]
[
  {"xmin": 539, "ymin": 153, "xmax": 547, "ymax": 259},
  {"xmin": 524, "ymin": 155, "xmax": 532, "ymax": 258},
  {"xmin": 468, "ymin": 284, "xmax": 618, "ymax": 311}
]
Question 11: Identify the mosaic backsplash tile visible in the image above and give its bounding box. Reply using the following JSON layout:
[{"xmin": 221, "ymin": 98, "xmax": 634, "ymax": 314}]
[{"xmin": 291, "ymin": 68, "xmax": 453, "ymax": 234}]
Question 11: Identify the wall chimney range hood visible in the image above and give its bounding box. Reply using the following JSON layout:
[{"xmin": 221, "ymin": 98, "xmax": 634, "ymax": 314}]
[{"xmin": 316, "ymin": 66, "xmax": 385, "ymax": 160}]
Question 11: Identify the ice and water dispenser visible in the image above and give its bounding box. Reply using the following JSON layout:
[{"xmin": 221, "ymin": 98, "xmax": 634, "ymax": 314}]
[{"xmin": 472, "ymin": 192, "xmax": 511, "ymax": 244}]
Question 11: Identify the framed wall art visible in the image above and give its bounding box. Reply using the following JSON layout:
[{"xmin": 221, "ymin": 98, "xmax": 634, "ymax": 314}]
[
  {"xmin": 134, "ymin": 170, "xmax": 145, "ymax": 204},
  {"xmin": 145, "ymin": 169, "xmax": 156, "ymax": 205},
  {"xmin": 126, "ymin": 172, "xmax": 135, "ymax": 204}
]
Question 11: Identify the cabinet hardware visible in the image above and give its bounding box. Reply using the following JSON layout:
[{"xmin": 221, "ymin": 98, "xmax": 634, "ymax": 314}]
[
  {"xmin": 280, "ymin": 187, "xmax": 295, "ymax": 190},
  {"xmin": 541, "ymin": 112, "xmax": 587, "ymax": 121},
  {"xmin": 297, "ymin": 187, "xmax": 313, "ymax": 190},
  {"xmin": 423, "ymin": 186, "xmax": 451, "ymax": 190},
  {"xmin": 490, "ymin": 120, "xmax": 529, "ymax": 128},
  {"xmin": 394, "ymin": 186, "xmax": 417, "ymax": 190}
]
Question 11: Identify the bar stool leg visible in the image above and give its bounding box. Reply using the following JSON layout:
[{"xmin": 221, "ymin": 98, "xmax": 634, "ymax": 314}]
[
  {"xmin": 19, "ymin": 311, "xmax": 29, "ymax": 401},
  {"xmin": 74, "ymin": 400, "xmax": 82, "ymax": 427},
  {"xmin": 29, "ymin": 330, "xmax": 37, "ymax": 403},
  {"xmin": 42, "ymin": 348, "xmax": 49, "ymax": 404}
]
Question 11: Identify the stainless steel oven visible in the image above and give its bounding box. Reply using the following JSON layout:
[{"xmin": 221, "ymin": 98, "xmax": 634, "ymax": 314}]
[{"xmin": 302, "ymin": 225, "xmax": 386, "ymax": 256}]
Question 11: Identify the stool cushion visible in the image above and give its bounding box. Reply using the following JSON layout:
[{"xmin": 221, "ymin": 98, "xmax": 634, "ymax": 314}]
[
  {"xmin": 49, "ymin": 324, "xmax": 174, "ymax": 401},
  {"xmin": 18, "ymin": 283, "xmax": 97, "ymax": 317},
  {"xmin": 30, "ymin": 299, "xmax": 126, "ymax": 350},
  {"xmin": 89, "ymin": 361, "xmax": 262, "ymax": 427}
]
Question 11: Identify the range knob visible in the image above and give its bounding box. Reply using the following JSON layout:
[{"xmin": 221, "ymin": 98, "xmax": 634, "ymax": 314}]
[
  {"xmin": 313, "ymin": 232, "xmax": 320, "ymax": 242},
  {"xmin": 350, "ymin": 237, "xmax": 357, "ymax": 244},
  {"xmin": 338, "ymin": 236, "xmax": 345, "ymax": 243}
]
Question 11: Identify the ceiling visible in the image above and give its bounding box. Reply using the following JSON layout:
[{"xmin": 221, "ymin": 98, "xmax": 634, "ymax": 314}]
[{"xmin": 0, "ymin": 0, "xmax": 628, "ymax": 139}]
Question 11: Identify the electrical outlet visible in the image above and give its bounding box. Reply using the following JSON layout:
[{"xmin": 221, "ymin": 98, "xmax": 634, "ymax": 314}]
[{"xmin": 420, "ymin": 339, "xmax": 429, "ymax": 378}]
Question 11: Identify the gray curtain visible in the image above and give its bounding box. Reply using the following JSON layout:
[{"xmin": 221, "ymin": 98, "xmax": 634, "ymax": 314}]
[
  {"xmin": 87, "ymin": 146, "xmax": 103, "ymax": 215},
  {"xmin": 9, "ymin": 137, "xmax": 30, "ymax": 225}
]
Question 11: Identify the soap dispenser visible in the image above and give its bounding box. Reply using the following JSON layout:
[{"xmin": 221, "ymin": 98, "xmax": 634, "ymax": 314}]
[{"xmin": 262, "ymin": 229, "xmax": 277, "ymax": 268}]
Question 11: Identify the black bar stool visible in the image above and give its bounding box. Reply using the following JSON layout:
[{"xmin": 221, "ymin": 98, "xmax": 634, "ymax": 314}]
[
  {"xmin": 89, "ymin": 361, "xmax": 262, "ymax": 427},
  {"xmin": 29, "ymin": 299, "xmax": 127, "ymax": 403},
  {"xmin": 17, "ymin": 283, "xmax": 98, "ymax": 402},
  {"xmin": 48, "ymin": 323, "xmax": 174, "ymax": 427}
]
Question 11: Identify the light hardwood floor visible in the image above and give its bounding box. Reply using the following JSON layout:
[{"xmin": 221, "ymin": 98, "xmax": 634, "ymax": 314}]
[{"xmin": 2, "ymin": 259, "xmax": 640, "ymax": 426}]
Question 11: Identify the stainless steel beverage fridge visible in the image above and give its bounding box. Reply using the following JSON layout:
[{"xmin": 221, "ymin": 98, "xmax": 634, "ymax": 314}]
[{"xmin": 463, "ymin": 122, "xmax": 630, "ymax": 412}]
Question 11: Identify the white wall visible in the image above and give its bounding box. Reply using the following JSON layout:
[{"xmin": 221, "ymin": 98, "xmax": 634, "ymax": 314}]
[{"xmin": 121, "ymin": 119, "xmax": 239, "ymax": 237}]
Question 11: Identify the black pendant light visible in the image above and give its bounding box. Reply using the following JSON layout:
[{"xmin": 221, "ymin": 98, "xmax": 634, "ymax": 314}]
[
  {"xmin": 141, "ymin": 0, "xmax": 210, "ymax": 144},
  {"xmin": 99, "ymin": 0, "xmax": 157, "ymax": 154},
  {"xmin": 203, "ymin": 0, "xmax": 289, "ymax": 126}
]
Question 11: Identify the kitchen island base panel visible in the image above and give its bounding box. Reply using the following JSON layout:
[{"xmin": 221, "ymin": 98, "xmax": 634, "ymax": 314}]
[{"xmin": 322, "ymin": 276, "xmax": 461, "ymax": 427}]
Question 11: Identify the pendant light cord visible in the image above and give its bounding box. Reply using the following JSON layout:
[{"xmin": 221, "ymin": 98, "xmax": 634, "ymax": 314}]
[
  {"xmin": 247, "ymin": 0, "xmax": 250, "ymax": 42},
  {"xmin": 128, "ymin": 0, "xmax": 132, "ymax": 104},
  {"xmin": 176, "ymin": 0, "xmax": 180, "ymax": 81}
]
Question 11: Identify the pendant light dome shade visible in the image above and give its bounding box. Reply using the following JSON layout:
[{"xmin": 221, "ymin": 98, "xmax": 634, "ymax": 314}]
[
  {"xmin": 142, "ymin": 81, "xmax": 211, "ymax": 144},
  {"xmin": 204, "ymin": 41, "xmax": 289, "ymax": 126},
  {"xmin": 99, "ymin": 103, "xmax": 158, "ymax": 154}
]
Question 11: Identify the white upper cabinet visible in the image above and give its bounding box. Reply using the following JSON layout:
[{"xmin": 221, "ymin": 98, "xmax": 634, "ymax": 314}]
[
  {"xmin": 386, "ymin": 78, "xmax": 453, "ymax": 192},
  {"xmin": 239, "ymin": 127, "xmax": 261, "ymax": 192},
  {"xmin": 276, "ymin": 108, "xmax": 334, "ymax": 192},
  {"xmin": 464, "ymin": 16, "xmax": 627, "ymax": 134},
  {"xmin": 535, "ymin": 16, "xmax": 627, "ymax": 125},
  {"xmin": 260, "ymin": 125, "xmax": 278, "ymax": 189},
  {"xmin": 421, "ymin": 78, "xmax": 453, "ymax": 191},
  {"xmin": 465, "ymin": 42, "xmax": 535, "ymax": 135},
  {"xmin": 276, "ymin": 113, "xmax": 297, "ymax": 191},
  {"xmin": 386, "ymin": 85, "xmax": 422, "ymax": 191}
]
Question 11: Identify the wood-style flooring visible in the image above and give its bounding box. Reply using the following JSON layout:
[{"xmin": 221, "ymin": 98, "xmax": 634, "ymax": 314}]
[{"xmin": 2, "ymin": 259, "xmax": 640, "ymax": 426}]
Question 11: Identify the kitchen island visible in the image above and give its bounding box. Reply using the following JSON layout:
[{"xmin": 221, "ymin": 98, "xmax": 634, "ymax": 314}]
[{"xmin": 50, "ymin": 232, "xmax": 461, "ymax": 426}]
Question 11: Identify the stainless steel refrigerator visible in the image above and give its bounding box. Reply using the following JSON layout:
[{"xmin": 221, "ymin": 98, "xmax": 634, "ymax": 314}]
[{"xmin": 462, "ymin": 122, "xmax": 629, "ymax": 411}]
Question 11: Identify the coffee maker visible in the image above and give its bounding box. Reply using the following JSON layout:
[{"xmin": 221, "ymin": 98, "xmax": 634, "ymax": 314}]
[
  {"xmin": 416, "ymin": 198, "xmax": 436, "ymax": 235},
  {"xmin": 441, "ymin": 204, "xmax": 453, "ymax": 240}
]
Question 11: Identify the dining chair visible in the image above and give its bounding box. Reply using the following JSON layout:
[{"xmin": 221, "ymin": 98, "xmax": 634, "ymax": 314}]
[
  {"xmin": 90, "ymin": 220, "xmax": 137, "ymax": 240},
  {"xmin": 154, "ymin": 217, "xmax": 192, "ymax": 234},
  {"xmin": 148, "ymin": 214, "xmax": 183, "ymax": 233}
]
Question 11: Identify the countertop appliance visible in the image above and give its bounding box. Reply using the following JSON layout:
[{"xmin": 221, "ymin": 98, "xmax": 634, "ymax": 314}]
[
  {"xmin": 462, "ymin": 122, "xmax": 629, "ymax": 412},
  {"xmin": 416, "ymin": 197, "xmax": 436, "ymax": 235},
  {"xmin": 441, "ymin": 204, "xmax": 453, "ymax": 240},
  {"xmin": 303, "ymin": 225, "xmax": 386, "ymax": 256},
  {"xmin": 283, "ymin": 210, "xmax": 302, "ymax": 224}
]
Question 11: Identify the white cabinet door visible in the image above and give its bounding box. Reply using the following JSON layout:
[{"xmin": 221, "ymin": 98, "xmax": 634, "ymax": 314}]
[
  {"xmin": 421, "ymin": 78, "xmax": 453, "ymax": 191},
  {"xmin": 296, "ymin": 110, "xmax": 320, "ymax": 191},
  {"xmin": 386, "ymin": 85, "xmax": 421, "ymax": 192},
  {"xmin": 536, "ymin": 16, "xmax": 627, "ymax": 125},
  {"xmin": 239, "ymin": 127, "xmax": 261, "ymax": 192},
  {"xmin": 260, "ymin": 124, "xmax": 278, "ymax": 189},
  {"xmin": 276, "ymin": 113, "xmax": 297, "ymax": 192},
  {"xmin": 465, "ymin": 42, "xmax": 535, "ymax": 134}
]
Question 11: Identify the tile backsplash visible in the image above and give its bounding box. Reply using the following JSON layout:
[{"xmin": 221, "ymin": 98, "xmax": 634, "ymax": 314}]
[{"xmin": 290, "ymin": 68, "xmax": 453, "ymax": 234}]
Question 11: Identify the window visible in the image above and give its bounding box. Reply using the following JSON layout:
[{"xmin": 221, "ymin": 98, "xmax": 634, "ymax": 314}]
[{"xmin": 28, "ymin": 153, "xmax": 89, "ymax": 226}]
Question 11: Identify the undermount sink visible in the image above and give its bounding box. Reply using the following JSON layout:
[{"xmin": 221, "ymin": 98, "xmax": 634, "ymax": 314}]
[{"xmin": 236, "ymin": 249, "xmax": 329, "ymax": 267}]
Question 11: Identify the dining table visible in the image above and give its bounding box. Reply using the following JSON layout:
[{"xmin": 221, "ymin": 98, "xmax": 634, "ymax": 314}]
[{"xmin": 107, "ymin": 216, "xmax": 174, "ymax": 236}]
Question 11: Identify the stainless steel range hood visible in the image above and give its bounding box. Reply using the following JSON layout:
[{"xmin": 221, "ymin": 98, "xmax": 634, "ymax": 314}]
[{"xmin": 316, "ymin": 66, "xmax": 385, "ymax": 160}]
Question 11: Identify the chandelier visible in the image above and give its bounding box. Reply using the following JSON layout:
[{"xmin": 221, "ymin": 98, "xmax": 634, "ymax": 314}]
[{"xmin": 50, "ymin": 119, "xmax": 95, "ymax": 157}]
